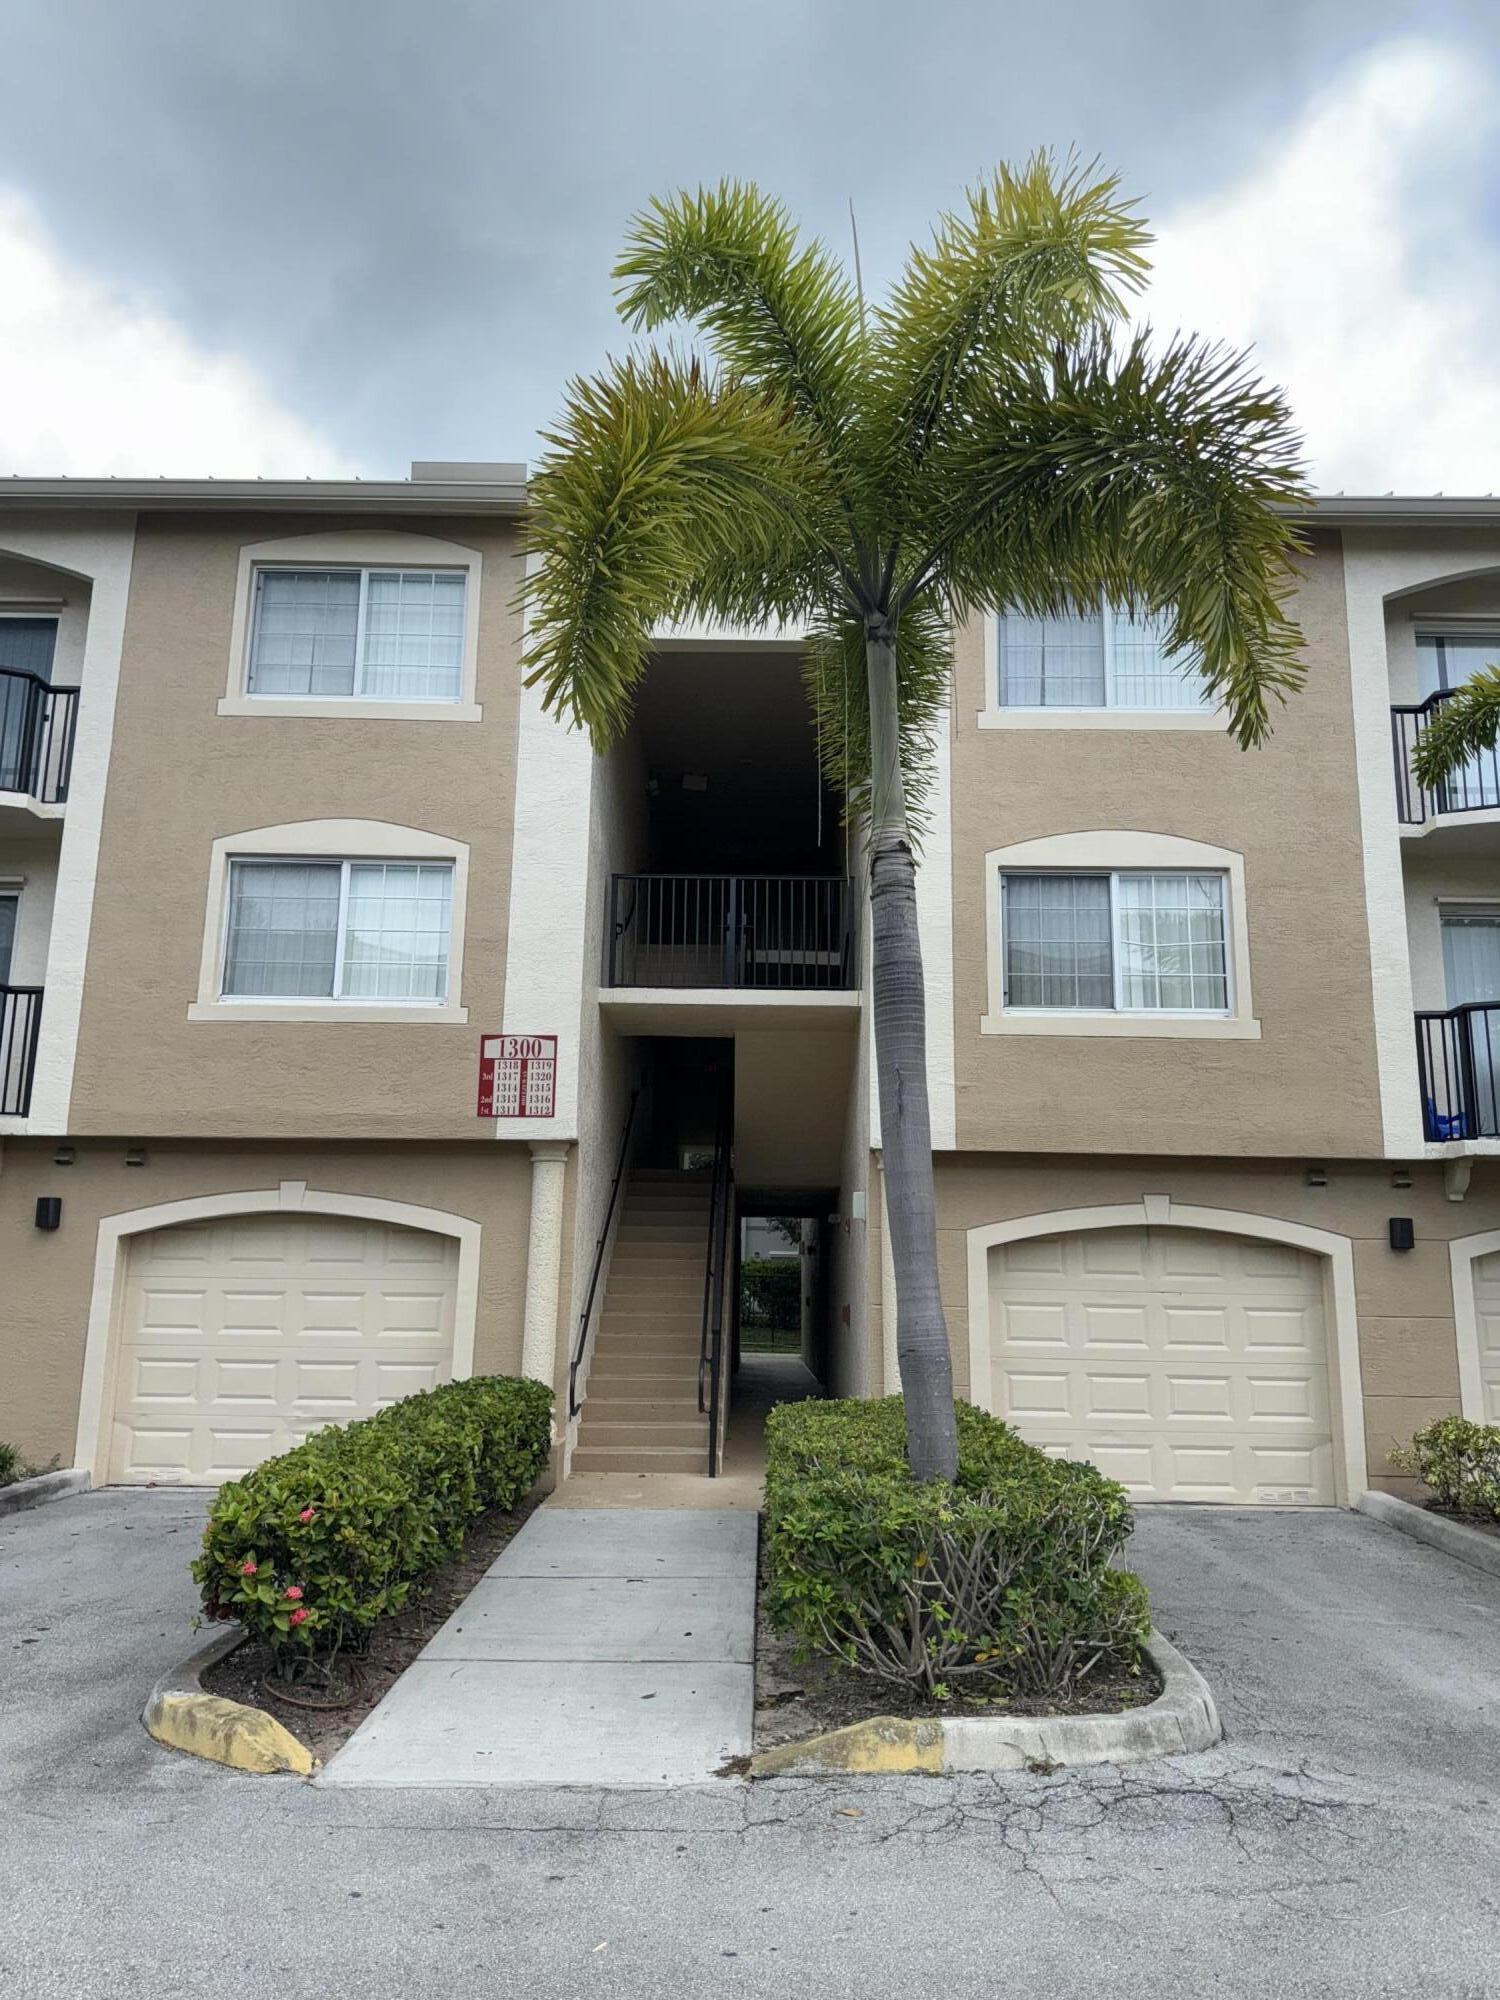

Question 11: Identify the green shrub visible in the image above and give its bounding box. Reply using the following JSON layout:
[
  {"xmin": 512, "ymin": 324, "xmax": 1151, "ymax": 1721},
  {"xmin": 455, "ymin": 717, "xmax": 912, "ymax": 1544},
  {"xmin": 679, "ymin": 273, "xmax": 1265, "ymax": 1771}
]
[
  {"xmin": 1390, "ymin": 1414, "xmax": 1500, "ymax": 1522},
  {"xmin": 763, "ymin": 1397, "xmax": 1149, "ymax": 1700},
  {"xmin": 0, "ymin": 1443, "xmax": 20, "ymax": 1488},
  {"xmin": 193, "ymin": 1375, "xmax": 552, "ymax": 1667}
]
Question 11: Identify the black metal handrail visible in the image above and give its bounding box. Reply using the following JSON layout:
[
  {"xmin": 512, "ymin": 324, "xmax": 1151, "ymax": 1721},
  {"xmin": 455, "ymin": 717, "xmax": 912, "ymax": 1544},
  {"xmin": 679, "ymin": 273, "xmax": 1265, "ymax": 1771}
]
[
  {"xmin": 568, "ymin": 1088, "xmax": 641, "ymax": 1417},
  {"xmin": 1391, "ymin": 691, "xmax": 1500, "ymax": 826},
  {"xmin": 1415, "ymin": 1002, "xmax": 1500, "ymax": 1139},
  {"xmin": 698, "ymin": 1073, "xmax": 734, "ymax": 1477},
  {"xmin": 0, "ymin": 986, "xmax": 43, "ymax": 1116},
  {"xmin": 0, "ymin": 669, "xmax": 80, "ymax": 804},
  {"xmin": 607, "ymin": 873, "xmax": 854, "ymax": 990}
]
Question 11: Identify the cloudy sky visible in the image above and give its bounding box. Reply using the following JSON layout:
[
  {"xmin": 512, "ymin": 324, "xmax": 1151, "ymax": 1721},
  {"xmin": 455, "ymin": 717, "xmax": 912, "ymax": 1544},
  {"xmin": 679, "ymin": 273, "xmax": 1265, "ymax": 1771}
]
[{"xmin": 0, "ymin": 2, "xmax": 1495, "ymax": 492}]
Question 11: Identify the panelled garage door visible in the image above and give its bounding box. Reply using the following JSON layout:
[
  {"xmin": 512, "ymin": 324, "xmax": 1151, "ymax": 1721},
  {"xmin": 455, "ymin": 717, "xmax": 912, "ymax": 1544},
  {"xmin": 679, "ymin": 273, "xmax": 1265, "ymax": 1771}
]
[
  {"xmin": 1469, "ymin": 1250, "xmax": 1500, "ymax": 1423},
  {"xmin": 108, "ymin": 1212, "xmax": 459, "ymax": 1485},
  {"xmin": 986, "ymin": 1226, "xmax": 1335, "ymax": 1504}
]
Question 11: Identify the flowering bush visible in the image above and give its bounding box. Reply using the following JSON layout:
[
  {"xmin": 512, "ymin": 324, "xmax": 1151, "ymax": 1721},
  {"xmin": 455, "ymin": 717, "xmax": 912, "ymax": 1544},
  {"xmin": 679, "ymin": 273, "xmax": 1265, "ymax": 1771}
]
[{"xmin": 193, "ymin": 1375, "xmax": 552, "ymax": 1667}]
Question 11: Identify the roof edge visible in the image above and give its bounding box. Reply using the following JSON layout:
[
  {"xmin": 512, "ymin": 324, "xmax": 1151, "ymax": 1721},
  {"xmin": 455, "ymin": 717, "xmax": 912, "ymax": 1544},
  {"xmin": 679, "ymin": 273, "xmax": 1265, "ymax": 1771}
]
[{"xmin": 0, "ymin": 477, "xmax": 528, "ymax": 514}]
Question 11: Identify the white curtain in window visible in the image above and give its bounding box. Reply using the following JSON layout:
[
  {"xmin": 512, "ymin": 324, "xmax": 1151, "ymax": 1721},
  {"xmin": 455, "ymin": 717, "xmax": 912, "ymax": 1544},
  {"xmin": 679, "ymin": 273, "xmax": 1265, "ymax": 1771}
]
[
  {"xmin": 248, "ymin": 571, "xmax": 360, "ymax": 696},
  {"xmin": 997, "ymin": 610, "xmax": 1105, "ymax": 708},
  {"xmin": 1107, "ymin": 608, "xmax": 1208, "ymax": 710},
  {"xmin": 1116, "ymin": 873, "xmax": 1228, "ymax": 1011},
  {"xmin": 360, "ymin": 571, "xmax": 466, "ymax": 700},
  {"xmin": 223, "ymin": 862, "xmax": 341, "ymax": 996},
  {"xmin": 341, "ymin": 862, "xmax": 453, "ymax": 999},
  {"xmin": 1003, "ymin": 875, "xmax": 1112, "ymax": 1007}
]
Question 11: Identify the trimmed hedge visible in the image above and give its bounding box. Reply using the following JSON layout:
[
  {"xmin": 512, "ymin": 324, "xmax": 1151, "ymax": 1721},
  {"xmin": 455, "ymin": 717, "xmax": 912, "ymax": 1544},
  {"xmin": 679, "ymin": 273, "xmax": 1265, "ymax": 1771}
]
[
  {"xmin": 194, "ymin": 1375, "xmax": 552, "ymax": 1662},
  {"xmin": 1391, "ymin": 1414, "xmax": 1500, "ymax": 1522},
  {"xmin": 763, "ymin": 1397, "xmax": 1149, "ymax": 1699}
]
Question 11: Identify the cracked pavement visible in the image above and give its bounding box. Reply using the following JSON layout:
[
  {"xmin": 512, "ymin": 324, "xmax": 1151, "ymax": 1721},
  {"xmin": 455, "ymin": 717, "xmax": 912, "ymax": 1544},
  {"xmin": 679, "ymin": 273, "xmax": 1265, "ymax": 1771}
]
[{"xmin": 3, "ymin": 1489, "xmax": 1499, "ymax": 1997}]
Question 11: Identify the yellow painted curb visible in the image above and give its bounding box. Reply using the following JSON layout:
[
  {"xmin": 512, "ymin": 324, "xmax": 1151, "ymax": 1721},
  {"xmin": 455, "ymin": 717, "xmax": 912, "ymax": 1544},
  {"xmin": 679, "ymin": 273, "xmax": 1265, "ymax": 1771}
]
[
  {"xmin": 750, "ymin": 1716, "xmax": 943, "ymax": 1777},
  {"xmin": 144, "ymin": 1688, "xmax": 314, "ymax": 1777}
]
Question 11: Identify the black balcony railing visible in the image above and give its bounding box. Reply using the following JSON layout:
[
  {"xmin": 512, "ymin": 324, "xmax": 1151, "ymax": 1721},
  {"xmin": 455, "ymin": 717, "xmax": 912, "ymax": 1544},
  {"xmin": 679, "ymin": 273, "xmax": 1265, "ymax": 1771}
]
[
  {"xmin": 606, "ymin": 874, "xmax": 855, "ymax": 990},
  {"xmin": 1392, "ymin": 692, "xmax": 1500, "ymax": 825},
  {"xmin": 0, "ymin": 986, "xmax": 43, "ymax": 1116},
  {"xmin": 0, "ymin": 670, "xmax": 79, "ymax": 804},
  {"xmin": 1416, "ymin": 1002, "xmax": 1500, "ymax": 1139}
]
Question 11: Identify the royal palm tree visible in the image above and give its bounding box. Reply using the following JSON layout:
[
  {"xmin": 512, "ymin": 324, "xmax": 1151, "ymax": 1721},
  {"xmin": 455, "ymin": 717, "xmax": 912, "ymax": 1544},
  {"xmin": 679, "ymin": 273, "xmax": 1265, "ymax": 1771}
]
[{"xmin": 523, "ymin": 157, "xmax": 1307, "ymax": 1481}]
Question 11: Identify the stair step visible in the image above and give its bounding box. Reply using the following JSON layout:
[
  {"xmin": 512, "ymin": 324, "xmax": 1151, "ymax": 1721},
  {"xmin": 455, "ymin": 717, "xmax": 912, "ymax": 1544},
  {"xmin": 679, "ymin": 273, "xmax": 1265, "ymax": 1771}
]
[
  {"xmin": 585, "ymin": 1369, "xmax": 701, "ymax": 1396},
  {"xmin": 580, "ymin": 1395, "xmax": 701, "ymax": 1418},
  {"xmin": 570, "ymin": 1445, "xmax": 710, "ymax": 1475},
  {"xmin": 575, "ymin": 1420, "xmax": 707, "ymax": 1449},
  {"xmin": 586, "ymin": 1352, "xmax": 702, "ymax": 1377}
]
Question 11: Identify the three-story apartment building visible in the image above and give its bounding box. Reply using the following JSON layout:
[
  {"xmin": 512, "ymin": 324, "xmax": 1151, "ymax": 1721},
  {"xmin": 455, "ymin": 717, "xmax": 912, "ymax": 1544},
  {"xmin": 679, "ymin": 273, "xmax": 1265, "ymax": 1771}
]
[{"xmin": 3, "ymin": 470, "xmax": 1498, "ymax": 1508}]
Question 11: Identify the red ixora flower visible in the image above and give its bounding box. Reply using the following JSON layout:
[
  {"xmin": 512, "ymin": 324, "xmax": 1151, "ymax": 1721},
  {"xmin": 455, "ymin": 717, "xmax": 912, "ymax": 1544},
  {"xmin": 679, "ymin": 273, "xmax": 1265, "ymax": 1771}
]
[
  {"xmin": 283, "ymin": 1585, "xmax": 303, "ymax": 1601},
  {"xmin": 297, "ymin": 1507, "xmax": 315, "ymax": 1524},
  {"xmin": 288, "ymin": 1607, "xmax": 309, "ymax": 1627},
  {"xmin": 240, "ymin": 1560, "xmax": 258, "ymax": 1576}
]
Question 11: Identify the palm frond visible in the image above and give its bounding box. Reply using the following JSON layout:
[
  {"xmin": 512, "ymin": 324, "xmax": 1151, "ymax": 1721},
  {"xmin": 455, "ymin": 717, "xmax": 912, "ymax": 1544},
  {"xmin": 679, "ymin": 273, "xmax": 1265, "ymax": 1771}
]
[
  {"xmin": 1411, "ymin": 667, "xmax": 1500, "ymax": 787},
  {"xmin": 521, "ymin": 352, "xmax": 841, "ymax": 741},
  {"xmin": 615, "ymin": 182, "xmax": 863, "ymax": 477},
  {"xmin": 869, "ymin": 154, "xmax": 1149, "ymax": 489},
  {"xmin": 907, "ymin": 329, "xmax": 1310, "ymax": 746}
]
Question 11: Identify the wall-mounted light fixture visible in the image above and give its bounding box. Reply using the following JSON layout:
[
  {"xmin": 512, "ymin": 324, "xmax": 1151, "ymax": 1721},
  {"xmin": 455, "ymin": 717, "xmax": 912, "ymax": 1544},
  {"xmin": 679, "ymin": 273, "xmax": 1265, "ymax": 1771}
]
[
  {"xmin": 34, "ymin": 1197, "xmax": 61, "ymax": 1230},
  {"xmin": 1388, "ymin": 1217, "xmax": 1415, "ymax": 1253}
]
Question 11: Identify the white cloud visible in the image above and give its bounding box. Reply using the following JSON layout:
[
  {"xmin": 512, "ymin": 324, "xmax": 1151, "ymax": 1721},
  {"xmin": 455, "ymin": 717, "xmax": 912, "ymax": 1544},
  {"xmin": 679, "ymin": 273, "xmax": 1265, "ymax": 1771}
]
[
  {"xmin": 0, "ymin": 191, "xmax": 359, "ymax": 478},
  {"xmin": 1146, "ymin": 36, "xmax": 1500, "ymax": 496}
]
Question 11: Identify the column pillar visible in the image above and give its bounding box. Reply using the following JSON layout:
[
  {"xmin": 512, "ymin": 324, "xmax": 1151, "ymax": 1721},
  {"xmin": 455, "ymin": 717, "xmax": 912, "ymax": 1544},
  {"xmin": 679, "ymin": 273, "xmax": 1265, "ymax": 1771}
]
[{"xmin": 520, "ymin": 1141, "xmax": 572, "ymax": 1388}]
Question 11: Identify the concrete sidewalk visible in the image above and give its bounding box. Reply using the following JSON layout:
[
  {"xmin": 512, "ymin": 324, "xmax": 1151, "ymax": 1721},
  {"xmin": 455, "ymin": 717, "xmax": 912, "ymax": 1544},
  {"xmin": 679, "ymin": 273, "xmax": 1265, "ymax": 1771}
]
[{"xmin": 319, "ymin": 1509, "xmax": 758, "ymax": 1787}]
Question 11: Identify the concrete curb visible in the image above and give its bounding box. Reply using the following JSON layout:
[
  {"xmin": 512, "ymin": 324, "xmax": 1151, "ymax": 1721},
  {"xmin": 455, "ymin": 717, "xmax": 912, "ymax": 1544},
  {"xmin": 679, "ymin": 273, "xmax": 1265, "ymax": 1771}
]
[
  {"xmin": 142, "ymin": 1627, "xmax": 315, "ymax": 1777},
  {"xmin": 749, "ymin": 1629, "xmax": 1221, "ymax": 1777},
  {"xmin": 1358, "ymin": 1489, "xmax": 1500, "ymax": 1580},
  {"xmin": 0, "ymin": 1468, "xmax": 90, "ymax": 1518}
]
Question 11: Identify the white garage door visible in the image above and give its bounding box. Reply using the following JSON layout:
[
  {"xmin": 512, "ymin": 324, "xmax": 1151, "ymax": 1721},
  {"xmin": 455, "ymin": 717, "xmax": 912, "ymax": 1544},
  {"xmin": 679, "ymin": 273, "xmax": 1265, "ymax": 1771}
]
[
  {"xmin": 109, "ymin": 1212, "xmax": 460, "ymax": 1485},
  {"xmin": 986, "ymin": 1226, "xmax": 1335, "ymax": 1504},
  {"xmin": 1468, "ymin": 1251, "xmax": 1500, "ymax": 1423}
]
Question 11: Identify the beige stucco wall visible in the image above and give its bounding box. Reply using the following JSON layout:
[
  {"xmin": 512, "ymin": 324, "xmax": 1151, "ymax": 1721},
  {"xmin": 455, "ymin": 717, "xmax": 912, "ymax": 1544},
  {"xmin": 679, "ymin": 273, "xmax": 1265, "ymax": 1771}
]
[
  {"xmin": 66, "ymin": 512, "xmax": 524, "ymax": 1138},
  {"xmin": 919, "ymin": 1150, "xmax": 1491, "ymax": 1492},
  {"xmin": 0, "ymin": 1136, "xmax": 535, "ymax": 1468},
  {"xmin": 947, "ymin": 535, "xmax": 1385, "ymax": 1156}
]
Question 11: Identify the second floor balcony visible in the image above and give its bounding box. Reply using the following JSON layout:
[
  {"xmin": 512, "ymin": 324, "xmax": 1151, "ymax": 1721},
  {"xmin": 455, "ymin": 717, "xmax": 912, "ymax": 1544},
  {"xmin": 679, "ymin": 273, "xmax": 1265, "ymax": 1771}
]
[
  {"xmin": 0, "ymin": 984, "xmax": 42, "ymax": 1117},
  {"xmin": 1392, "ymin": 692, "xmax": 1500, "ymax": 829},
  {"xmin": 606, "ymin": 873, "xmax": 855, "ymax": 992},
  {"xmin": 0, "ymin": 668, "xmax": 79, "ymax": 808},
  {"xmin": 1416, "ymin": 1001, "xmax": 1500, "ymax": 1140}
]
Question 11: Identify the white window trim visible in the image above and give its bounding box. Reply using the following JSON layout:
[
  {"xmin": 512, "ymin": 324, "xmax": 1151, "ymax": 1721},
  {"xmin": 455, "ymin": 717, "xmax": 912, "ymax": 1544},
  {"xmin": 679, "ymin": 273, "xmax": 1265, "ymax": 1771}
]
[
  {"xmin": 189, "ymin": 819, "xmax": 470, "ymax": 1023},
  {"xmin": 219, "ymin": 531, "xmax": 484, "ymax": 721},
  {"xmin": 978, "ymin": 604, "xmax": 1225, "ymax": 731},
  {"xmin": 982, "ymin": 830, "xmax": 1259, "ymax": 1038}
]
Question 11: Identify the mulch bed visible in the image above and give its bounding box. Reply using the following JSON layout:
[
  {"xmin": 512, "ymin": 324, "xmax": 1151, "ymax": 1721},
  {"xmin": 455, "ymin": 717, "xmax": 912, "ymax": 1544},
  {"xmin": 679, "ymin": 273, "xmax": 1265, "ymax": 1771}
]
[
  {"xmin": 1423, "ymin": 1499, "xmax": 1500, "ymax": 1543},
  {"xmin": 200, "ymin": 1494, "xmax": 541, "ymax": 1764},
  {"xmin": 752, "ymin": 1554, "xmax": 1162, "ymax": 1753}
]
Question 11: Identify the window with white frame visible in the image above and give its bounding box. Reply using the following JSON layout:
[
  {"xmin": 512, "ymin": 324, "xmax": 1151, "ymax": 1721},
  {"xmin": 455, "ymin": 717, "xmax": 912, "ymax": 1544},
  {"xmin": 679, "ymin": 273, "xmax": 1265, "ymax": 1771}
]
[
  {"xmin": 222, "ymin": 858, "xmax": 454, "ymax": 1001},
  {"xmin": 246, "ymin": 567, "xmax": 467, "ymax": 701},
  {"xmin": 1002, "ymin": 871, "xmax": 1231, "ymax": 1013},
  {"xmin": 997, "ymin": 596, "xmax": 1209, "ymax": 711}
]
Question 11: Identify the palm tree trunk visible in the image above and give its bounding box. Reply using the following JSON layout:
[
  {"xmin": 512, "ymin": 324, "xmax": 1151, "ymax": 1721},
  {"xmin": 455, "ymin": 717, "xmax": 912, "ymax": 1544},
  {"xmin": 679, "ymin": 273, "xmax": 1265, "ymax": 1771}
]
[{"xmin": 864, "ymin": 616, "xmax": 959, "ymax": 1482}]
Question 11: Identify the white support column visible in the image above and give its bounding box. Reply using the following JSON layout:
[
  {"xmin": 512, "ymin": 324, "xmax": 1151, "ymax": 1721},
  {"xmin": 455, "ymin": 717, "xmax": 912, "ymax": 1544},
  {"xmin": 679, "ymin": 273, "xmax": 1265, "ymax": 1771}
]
[
  {"xmin": 876, "ymin": 1151, "xmax": 899, "ymax": 1396},
  {"xmin": 521, "ymin": 1141, "xmax": 572, "ymax": 1389}
]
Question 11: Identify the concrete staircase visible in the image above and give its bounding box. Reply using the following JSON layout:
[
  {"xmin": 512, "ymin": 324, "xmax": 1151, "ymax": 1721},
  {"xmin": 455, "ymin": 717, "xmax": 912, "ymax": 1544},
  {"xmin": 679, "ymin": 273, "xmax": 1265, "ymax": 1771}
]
[{"xmin": 570, "ymin": 1169, "xmax": 711, "ymax": 1475}]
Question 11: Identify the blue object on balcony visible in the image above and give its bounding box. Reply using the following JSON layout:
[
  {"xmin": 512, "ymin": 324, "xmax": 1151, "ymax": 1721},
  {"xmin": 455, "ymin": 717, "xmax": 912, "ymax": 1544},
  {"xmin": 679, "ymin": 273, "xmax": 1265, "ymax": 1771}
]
[{"xmin": 1425, "ymin": 1096, "xmax": 1471, "ymax": 1142}]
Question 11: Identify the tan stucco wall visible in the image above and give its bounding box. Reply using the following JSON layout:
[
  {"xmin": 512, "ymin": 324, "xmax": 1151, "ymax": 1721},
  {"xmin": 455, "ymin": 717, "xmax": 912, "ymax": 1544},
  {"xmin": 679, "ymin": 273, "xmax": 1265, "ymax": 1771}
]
[
  {"xmin": 66, "ymin": 512, "xmax": 524, "ymax": 1137},
  {"xmin": 948, "ymin": 535, "xmax": 1386, "ymax": 1156},
  {"xmin": 0, "ymin": 1137, "xmax": 535, "ymax": 1468},
  {"xmin": 916, "ymin": 1151, "xmax": 1491, "ymax": 1492}
]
